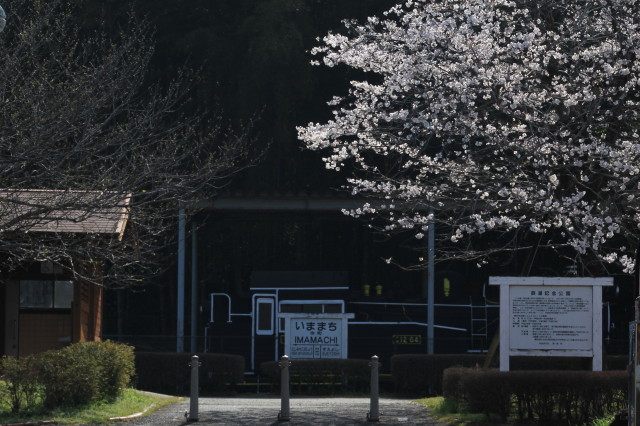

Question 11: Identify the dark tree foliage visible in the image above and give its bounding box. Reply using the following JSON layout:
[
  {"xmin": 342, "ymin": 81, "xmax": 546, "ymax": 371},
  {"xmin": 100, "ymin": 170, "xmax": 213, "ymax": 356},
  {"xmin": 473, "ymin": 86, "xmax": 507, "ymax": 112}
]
[
  {"xmin": 90, "ymin": 0, "xmax": 398, "ymax": 193},
  {"xmin": 0, "ymin": 0, "xmax": 253, "ymax": 287}
]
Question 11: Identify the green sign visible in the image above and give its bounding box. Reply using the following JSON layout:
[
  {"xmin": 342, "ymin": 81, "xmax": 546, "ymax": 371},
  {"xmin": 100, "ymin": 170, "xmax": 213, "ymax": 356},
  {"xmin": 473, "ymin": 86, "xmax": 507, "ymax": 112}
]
[{"xmin": 392, "ymin": 335, "xmax": 422, "ymax": 345}]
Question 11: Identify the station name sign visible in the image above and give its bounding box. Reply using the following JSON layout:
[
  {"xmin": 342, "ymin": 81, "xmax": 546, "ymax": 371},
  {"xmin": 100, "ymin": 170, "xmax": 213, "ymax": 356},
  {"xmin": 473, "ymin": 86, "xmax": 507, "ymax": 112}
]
[{"xmin": 281, "ymin": 313, "xmax": 354, "ymax": 360}]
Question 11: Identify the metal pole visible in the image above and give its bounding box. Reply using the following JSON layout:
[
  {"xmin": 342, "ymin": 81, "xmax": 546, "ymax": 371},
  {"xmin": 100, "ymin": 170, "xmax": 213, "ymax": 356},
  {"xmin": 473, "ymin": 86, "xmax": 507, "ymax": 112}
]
[
  {"xmin": 278, "ymin": 355, "xmax": 291, "ymax": 422},
  {"xmin": 427, "ymin": 211, "xmax": 435, "ymax": 354},
  {"xmin": 188, "ymin": 355, "xmax": 200, "ymax": 422},
  {"xmin": 629, "ymin": 321, "xmax": 636, "ymax": 426},
  {"xmin": 177, "ymin": 209, "xmax": 186, "ymax": 353},
  {"xmin": 633, "ymin": 297, "xmax": 640, "ymax": 426},
  {"xmin": 634, "ymin": 248, "xmax": 640, "ymax": 426},
  {"xmin": 191, "ymin": 221, "xmax": 198, "ymax": 353},
  {"xmin": 367, "ymin": 355, "xmax": 380, "ymax": 422},
  {"xmin": 0, "ymin": 5, "xmax": 6, "ymax": 33}
]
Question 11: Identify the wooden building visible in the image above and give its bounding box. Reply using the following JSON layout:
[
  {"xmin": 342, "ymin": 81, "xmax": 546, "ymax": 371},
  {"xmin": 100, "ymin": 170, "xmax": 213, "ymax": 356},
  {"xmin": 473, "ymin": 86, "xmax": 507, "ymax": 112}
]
[{"xmin": 0, "ymin": 190, "xmax": 129, "ymax": 357}]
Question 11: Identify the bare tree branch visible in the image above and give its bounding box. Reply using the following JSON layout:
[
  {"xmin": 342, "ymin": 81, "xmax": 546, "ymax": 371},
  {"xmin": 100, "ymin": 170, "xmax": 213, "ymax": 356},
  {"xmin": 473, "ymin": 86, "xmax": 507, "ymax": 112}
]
[{"xmin": 0, "ymin": 0, "xmax": 257, "ymax": 287}]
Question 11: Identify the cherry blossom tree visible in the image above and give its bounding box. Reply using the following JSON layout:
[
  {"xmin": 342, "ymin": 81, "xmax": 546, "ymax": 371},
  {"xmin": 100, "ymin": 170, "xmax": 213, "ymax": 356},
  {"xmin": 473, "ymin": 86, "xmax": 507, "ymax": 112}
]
[{"xmin": 298, "ymin": 0, "xmax": 640, "ymax": 274}]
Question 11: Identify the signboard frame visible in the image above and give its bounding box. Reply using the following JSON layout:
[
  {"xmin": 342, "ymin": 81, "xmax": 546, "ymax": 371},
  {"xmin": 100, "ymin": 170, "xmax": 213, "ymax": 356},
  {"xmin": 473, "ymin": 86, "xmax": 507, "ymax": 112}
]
[
  {"xmin": 281, "ymin": 313, "xmax": 354, "ymax": 359},
  {"xmin": 489, "ymin": 276, "xmax": 613, "ymax": 372}
]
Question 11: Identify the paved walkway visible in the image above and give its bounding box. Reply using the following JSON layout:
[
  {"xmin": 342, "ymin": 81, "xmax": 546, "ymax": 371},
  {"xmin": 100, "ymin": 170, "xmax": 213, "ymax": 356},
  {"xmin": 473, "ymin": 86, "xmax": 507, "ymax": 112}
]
[{"xmin": 124, "ymin": 397, "xmax": 443, "ymax": 425}]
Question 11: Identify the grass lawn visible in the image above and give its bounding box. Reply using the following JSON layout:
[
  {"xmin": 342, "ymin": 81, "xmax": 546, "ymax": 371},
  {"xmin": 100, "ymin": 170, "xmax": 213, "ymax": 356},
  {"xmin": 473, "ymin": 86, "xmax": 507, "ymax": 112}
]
[
  {"xmin": 417, "ymin": 396, "xmax": 617, "ymax": 426},
  {"xmin": 0, "ymin": 389, "xmax": 182, "ymax": 424},
  {"xmin": 418, "ymin": 397, "xmax": 497, "ymax": 425}
]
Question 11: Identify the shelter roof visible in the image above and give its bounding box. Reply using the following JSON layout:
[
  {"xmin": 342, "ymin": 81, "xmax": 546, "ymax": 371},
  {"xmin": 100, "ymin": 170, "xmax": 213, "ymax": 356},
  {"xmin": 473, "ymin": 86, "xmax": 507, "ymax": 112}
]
[{"xmin": 0, "ymin": 189, "xmax": 130, "ymax": 240}]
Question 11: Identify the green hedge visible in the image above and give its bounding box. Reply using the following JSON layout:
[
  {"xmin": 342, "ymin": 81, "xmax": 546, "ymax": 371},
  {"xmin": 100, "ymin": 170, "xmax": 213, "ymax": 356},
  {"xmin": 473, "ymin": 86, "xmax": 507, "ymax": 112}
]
[
  {"xmin": 0, "ymin": 341, "xmax": 135, "ymax": 413},
  {"xmin": 134, "ymin": 352, "xmax": 244, "ymax": 395},
  {"xmin": 0, "ymin": 355, "xmax": 40, "ymax": 413},
  {"xmin": 260, "ymin": 358, "xmax": 370, "ymax": 394},
  {"xmin": 443, "ymin": 368, "xmax": 627, "ymax": 423},
  {"xmin": 391, "ymin": 354, "xmax": 627, "ymax": 396},
  {"xmin": 37, "ymin": 341, "xmax": 135, "ymax": 409},
  {"xmin": 391, "ymin": 354, "xmax": 486, "ymax": 396}
]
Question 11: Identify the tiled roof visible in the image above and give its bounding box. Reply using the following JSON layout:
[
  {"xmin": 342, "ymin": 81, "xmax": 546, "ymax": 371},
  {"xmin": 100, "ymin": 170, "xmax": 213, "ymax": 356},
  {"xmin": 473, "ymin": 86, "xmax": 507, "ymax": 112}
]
[{"xmin": 0, "ymin": 189, "xmax": 130, "ymax": 240}]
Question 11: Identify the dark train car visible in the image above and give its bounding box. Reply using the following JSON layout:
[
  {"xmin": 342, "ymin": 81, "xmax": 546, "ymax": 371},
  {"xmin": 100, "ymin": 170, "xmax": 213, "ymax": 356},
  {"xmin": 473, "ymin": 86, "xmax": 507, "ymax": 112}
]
[
  {"xmin": 195, "ymin": 195, "xmax": 501, "ymax": 371},
  {"xmin": 104, "ymin": 195, "xmax": 629, "ymax": 373}
]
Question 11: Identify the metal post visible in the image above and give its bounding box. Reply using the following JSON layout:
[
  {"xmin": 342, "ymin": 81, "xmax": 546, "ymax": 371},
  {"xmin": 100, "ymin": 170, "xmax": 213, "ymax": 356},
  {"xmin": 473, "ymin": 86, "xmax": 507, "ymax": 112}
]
[
  {"xmin": 177, "ymin": 208, "xmax": 186, "ymax": 353},
  {"xmin": 367, "ymin": 355, "xmax": 380, "ymax": 422},
  {"xmin": 427, "ymin": 211, "xmax": 435, "ymax": 354},
  {"xmin": 191, "ymin": 221, "xmax": 198, "ymax": 353},
  {"xmin": 634, "ymin": 298, "xmax": 640, "ymax": 426},
  {"xmin": 188, "ymin": 355, "xmax": 200, "ymax": 422},
  {"xmin": 278, "ymin": 355, "xmax": 291, "ymax": 422},
  {"xmin": 0, "ymin": 5, "xmax": 6, "ymax": 33},
  {"xmin": 629, "ymin": 321, "xmax": 636, "ymax": 426}
]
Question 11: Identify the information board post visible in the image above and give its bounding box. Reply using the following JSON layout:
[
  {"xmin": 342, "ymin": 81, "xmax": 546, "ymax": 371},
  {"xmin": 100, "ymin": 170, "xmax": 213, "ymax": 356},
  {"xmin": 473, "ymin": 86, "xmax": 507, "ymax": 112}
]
[{"xmin": 490, "ymin": 277, "xmax": 613, "ymax": 372}]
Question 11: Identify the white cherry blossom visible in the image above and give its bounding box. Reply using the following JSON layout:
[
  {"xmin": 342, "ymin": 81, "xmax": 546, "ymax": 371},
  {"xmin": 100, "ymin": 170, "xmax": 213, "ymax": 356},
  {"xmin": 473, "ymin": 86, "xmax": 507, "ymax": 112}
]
[{"xmin": 298, "ymin": 0, "xmax": 640, "ymax": 273}]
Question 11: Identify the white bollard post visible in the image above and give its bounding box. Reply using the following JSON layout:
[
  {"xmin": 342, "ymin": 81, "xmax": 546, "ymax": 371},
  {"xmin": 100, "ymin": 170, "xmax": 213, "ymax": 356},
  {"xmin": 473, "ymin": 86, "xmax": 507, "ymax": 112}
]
[
  {"xmin": 367, "ymin": 355, "xmax": 380, "ymax": 422},
  {"xmin": 188, "ymin": 355, "xmax": 200, "ymax": 422},
  {"xmin": 278, "ymin": 355, "xmax": 291, "ymax": 422}
]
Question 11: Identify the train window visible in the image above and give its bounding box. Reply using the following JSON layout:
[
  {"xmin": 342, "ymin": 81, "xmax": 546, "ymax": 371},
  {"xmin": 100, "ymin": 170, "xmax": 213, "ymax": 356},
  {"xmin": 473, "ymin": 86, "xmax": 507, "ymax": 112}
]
[
  {"xmin": 255, "ymin": 298, "xmax": 274, "ymax": 335},
  {"xmin": 324, "ymin": 303, "xmax": 342, "ymax": 313},
  {"xmin": 301, "ymin": 304, "xmax": 322, "ymax": 313}
]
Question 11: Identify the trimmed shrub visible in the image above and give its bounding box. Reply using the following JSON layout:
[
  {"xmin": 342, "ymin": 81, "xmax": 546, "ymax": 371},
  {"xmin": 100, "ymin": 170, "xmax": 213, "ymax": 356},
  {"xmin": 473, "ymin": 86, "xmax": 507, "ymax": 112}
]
[
  {"xmin": 0, "ymin": 341, "xmax": 135, "ymax": 412},
  {"xmin": 391, "ymin": 354, "xmax": 626, "ymax": 396},
  {"xmin": 442, "ymin": 366, "xmax": 468, "ymax": 401},
  {"xmin": 134, "ymin": 352, "xmax": 244, "ymax": 395},
  {"xmin": 443, "ymin": 367, "xmax": 627, "ymax": 424},
  {"xmin": 0, "ymin": 355, "xmax": 40, "ymax": 413},
  {"xmin": 460, "ymin": 369, "xmax": 513, "ymax": 421},
  {"xmin": 68, "ymin": 341, "xmax": 135, "ymax": 398},
  {"xmin": 37, "ymin": 346, "xmax": 100, "ymax": 408},
  {"xmin": 36, "ymin": 341, "xmax": 135, "ymax": 408},
  {"xmin": 260, "ymin": 358, "xmax": 370, "ymax": 394},
  {"xmin": 391, "ymin": 354, "xmax": 485, "ymax": 396}
]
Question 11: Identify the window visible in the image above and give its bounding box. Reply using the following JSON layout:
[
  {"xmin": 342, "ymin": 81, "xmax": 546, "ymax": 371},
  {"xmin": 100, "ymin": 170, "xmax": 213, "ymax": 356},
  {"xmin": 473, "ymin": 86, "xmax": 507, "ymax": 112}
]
[
  {"xmin": 20, "ymin": 280, "xmax": 74, "ymax": 309},
  {"xmin": 255, "ymin": 298, "xmax": 275, "ymax": 335}
]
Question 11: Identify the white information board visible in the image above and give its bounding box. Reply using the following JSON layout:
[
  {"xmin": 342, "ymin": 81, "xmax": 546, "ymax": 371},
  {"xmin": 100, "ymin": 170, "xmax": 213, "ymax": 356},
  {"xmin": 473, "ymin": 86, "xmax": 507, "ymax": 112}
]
[
  {"xmin": 281, "ymin": 313, "xmax": 354, "ymax": 359},
  {"xmin": 510, "ymin": 285, "xmax": 592, "ymax": 350},
  {"xmin": 490, "ymin": 277, "xmax": 612, "ymax": 371}
]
